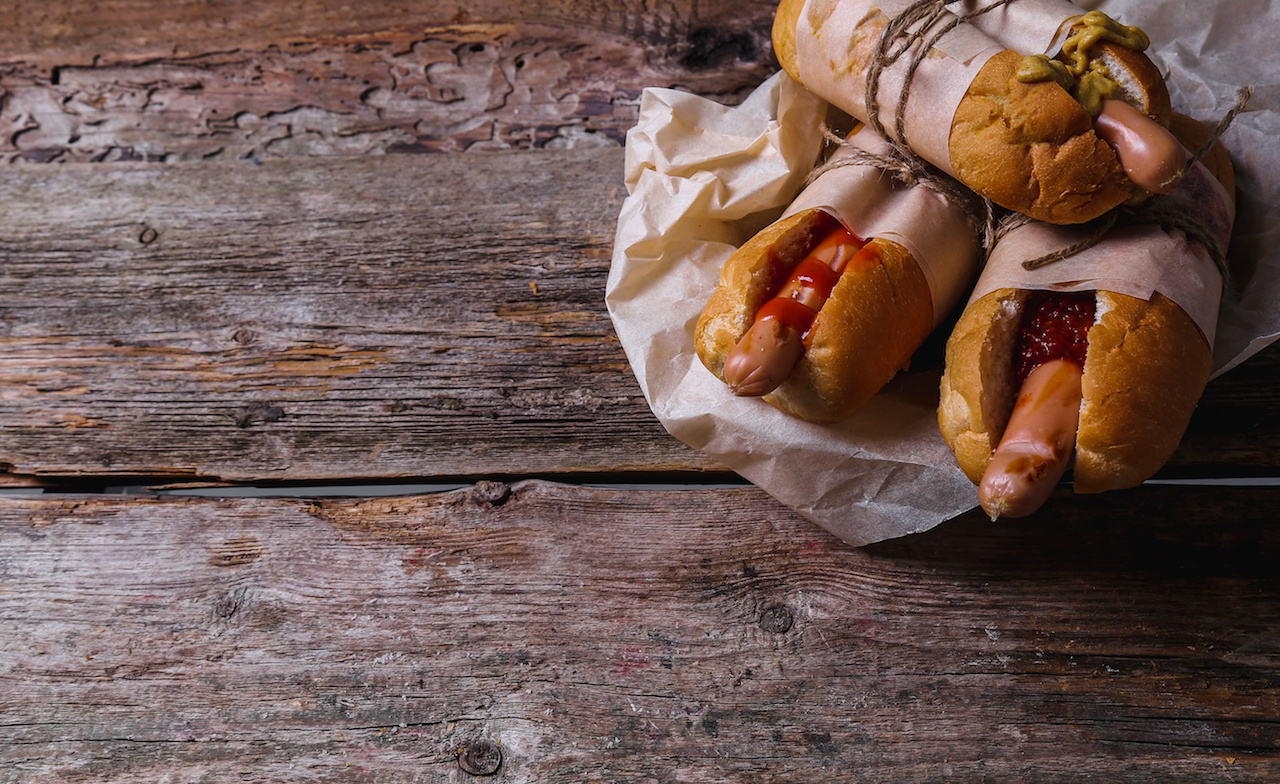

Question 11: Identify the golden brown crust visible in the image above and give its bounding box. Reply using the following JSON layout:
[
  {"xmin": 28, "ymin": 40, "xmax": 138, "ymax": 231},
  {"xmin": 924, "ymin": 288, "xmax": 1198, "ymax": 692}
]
[
  {"xmin": 770, "ymin": 235, "xmax": 933, "ymax": 421},
  {"xmin": 1094, "ymin": 40, "xmax": 1172, "ymax": 126},
  {"xmin": 1074, "ymin": 291, "xmax": 1214, "ymax": 492},
  {"xmin": 696, "ymin": 208, "xmax": 933, "ymax": 423},
  {"xmin": 937, "ymin": 287, "xmax": 1024, "ymax": 484},
  {"xmin": 772, "ymin": 0, "xmax": 806, "ymax": 82},
  {"xmin": 696, "ymin": 209, "xmax": 831, "ymax": 378}
]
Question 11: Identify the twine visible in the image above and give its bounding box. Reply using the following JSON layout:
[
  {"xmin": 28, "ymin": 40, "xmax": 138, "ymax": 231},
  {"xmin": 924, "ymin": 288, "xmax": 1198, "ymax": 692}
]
[
  {"xmin": 1006, "ymin": 86, "xmax": 1254, "ymax": 279},
  {"xmin": 852, "ymin": 0, "xmax": 1038, "ymax": 250},
  {"xmin": 854, "ymin": 0, "xmax": 1254, "ymax": 277},
  {"xmin": 864, "ymin": 0, "xmax": 1023, "ymax": 166},
  {"xmin": 803, "ymin": 123, "xmax": 998, "ymax": 248}
]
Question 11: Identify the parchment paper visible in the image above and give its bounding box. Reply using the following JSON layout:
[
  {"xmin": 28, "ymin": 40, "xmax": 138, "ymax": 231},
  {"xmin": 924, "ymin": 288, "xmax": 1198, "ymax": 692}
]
[
  {"xmin": 781, "ymin": 124, "xmax": 984, "ymax": 328},
  {"xmin": 970, "ymin": 156, "xmax": 1233, "ymax": 347},
  {"xmin": 606, "ymin": 0, "xmax": 1280, "ymax": 546},
  {"xmin": 793, "ymin": 0, "xmax": 1005, "ymax": 174}
]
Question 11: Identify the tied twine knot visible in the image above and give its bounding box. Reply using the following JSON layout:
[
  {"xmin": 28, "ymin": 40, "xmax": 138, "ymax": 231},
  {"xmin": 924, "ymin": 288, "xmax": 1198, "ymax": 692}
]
[
  {"xmin": 840, "ymin": 0, "xmax": 1253, "ymax": 276},
  {"xmin": 803, "ymin": 123, "xmax": 998, "ymax": 248},
  {"xmin": 864, "ymin": 0, "xmax": 1017, "ymax": 158}
]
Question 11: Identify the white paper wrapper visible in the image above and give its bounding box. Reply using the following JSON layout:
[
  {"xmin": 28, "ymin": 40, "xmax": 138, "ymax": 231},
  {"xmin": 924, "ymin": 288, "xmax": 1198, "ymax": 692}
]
[
  {"xmin": 781, "ymin": 124, "xmax": 984, "ymax": 327},
  {"xmin": 970, "ymin": 156, "xmax": 1232, "ymax": 348},
  {"xmin": 951, "ymin": 0, "xmax": 1084, "ymax": 54},
  {"xmin": 607, "ymin": 0, "xmax": 1280, "ymax": 546}
]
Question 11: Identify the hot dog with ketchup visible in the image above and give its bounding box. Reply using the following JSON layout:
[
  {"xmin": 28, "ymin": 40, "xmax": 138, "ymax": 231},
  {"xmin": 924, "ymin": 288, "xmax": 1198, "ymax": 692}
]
[
  {"xmin": 772, "ymin": 0, "xmax": 1185, "ymax": 224},
  {"xmin": 697, "ymin": 123, "xmax": 984, "ymax": 423},
  {"xmin": 937, "ymin": 114, "xmax": 1236, "ymax": 518}
]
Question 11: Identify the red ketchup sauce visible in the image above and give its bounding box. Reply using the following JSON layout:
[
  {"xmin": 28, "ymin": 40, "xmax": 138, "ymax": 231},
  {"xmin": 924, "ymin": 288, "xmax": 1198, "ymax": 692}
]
[
  {"xmin": 754, "ymin": 220, "xmax": 871, "ymax": 340},
  {"xmin": 1014, "ymin": 290, "xmax": 1096, "ymax": 384}
]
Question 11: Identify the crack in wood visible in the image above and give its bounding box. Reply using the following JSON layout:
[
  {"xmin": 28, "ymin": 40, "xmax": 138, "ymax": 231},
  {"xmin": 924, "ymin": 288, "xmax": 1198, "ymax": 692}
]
[{"xmin": 0, "ymin": 24, "xmax": 773, "ymax": 163}]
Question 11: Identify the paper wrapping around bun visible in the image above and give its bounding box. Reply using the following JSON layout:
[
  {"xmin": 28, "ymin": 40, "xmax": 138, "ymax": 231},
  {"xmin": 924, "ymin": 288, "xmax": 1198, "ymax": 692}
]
[
  {"xmin": 775, "ymin": 0, "xmax": 1005, "ymax": 175},
  {"xmin": 780, "ymin": 124, "xmax": 983, "ymax": 326},
  {"xmin": 951, "ymin": 0, "xmax": 1082, "ymax": 54},
  {"xmin": 966, "ymin": 154, "xmax": 1234, "ymax": 347},
  {"xmin": 694, "ymin": 122, "xmax": 983, "ymax": 423}
]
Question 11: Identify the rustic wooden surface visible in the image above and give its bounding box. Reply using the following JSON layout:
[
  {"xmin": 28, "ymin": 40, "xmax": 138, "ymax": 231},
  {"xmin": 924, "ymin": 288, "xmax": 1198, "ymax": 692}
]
[
  {"xmin": 4, "ymin": 485, "xmax": 1280, "ymax": 782},
  {"xmin": 2, "ymin": 0, "xmax": 1279, "ymax": 781}
]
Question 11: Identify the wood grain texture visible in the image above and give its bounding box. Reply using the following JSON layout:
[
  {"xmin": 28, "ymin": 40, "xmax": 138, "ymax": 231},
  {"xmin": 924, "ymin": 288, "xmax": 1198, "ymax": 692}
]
[
  {"xmin": 0, "ymin": 0, "xmax": 779, "ymax": 64},
  {"xmin": 0, "ymin": 1, "xmax": 778, "ymax": 162},
  {"xmin": 0, "ymin": 149, "xmax": 730, "ymax": 480},
  {"xmin": 2, "ymin": 148, "xmax": 1279, "ymax": 482},
  {"xmin": 2, "ymin": 484, "xmax": 1278, "ymax": 782}
]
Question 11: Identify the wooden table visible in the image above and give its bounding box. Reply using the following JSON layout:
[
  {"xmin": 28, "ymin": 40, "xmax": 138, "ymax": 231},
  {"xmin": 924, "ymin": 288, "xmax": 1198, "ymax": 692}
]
[{"xmin": 3, "ymin": 1, "xmax": 1278, "ymax": 781}]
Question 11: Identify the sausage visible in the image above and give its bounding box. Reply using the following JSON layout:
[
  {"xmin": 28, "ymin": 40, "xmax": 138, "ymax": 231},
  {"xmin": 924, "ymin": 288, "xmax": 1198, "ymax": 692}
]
[
  {"xmin": 977, "ymin": 288, "xmax": 1094, "ymax": 519},
  {"xmin": 722, "ymin": 223, "xmax": 868, "ymax": 396},
  {"xmin": 977, "ymin": 358, "xmax": 1084, "ymax": 520},
  {"xmin": 1093, "ymin": 98, "xmax": 1187, "ymax": 195}
]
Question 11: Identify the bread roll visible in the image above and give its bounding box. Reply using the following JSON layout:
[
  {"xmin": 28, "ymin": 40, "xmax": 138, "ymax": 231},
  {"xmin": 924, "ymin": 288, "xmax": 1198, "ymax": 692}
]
[
  {"xmin": 772, "ymin": 0, "xmax": 1177, "ymax": 224},
  {"xmin": 695, "ymin": 123, "xmax": 983, "ymax": 423},
  {"xmin": 697, "ymin": 209, "xmax": 934, "ymax": 422}
]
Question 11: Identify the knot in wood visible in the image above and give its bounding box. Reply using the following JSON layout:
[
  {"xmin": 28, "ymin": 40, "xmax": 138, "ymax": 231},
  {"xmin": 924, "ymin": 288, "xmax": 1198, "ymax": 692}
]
[
  {"xmin": 759, "ymin": 604, "xmax": 794, "ymax": 634},
  {"xmin": 470, "ymin": 481, "xmax": 511, "ymax": 507},
  {"xmin": 138, "ymin": 226, "xmax": 159, "ymax": 244},
  {"xmin": 458, "ymin": 738, "xmax": 502, "ymax": 776}
]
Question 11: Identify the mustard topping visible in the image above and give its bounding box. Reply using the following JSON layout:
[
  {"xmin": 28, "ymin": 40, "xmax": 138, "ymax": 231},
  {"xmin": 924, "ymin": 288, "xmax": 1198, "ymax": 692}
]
[
  {"xmin": 1059, "ymin": 11, "xmax": 1149, "ymax": 77},
  {"xmin": 1014, "ymin": 11, "xmax": 1149, "ymax": 116}
]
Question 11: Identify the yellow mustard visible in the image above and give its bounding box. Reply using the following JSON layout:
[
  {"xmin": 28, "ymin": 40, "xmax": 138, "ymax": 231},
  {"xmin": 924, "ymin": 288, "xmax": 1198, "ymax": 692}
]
[{"xmin": 1014, "ymin": 11, "xmax": 1149, "ymax": 116}]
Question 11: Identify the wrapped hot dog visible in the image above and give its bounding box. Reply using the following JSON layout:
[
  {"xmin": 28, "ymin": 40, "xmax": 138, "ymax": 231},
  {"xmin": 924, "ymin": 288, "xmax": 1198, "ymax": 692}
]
[
  {"xmin": 772, "ymin": 0, "xmax": 1183, "ymax": 224},
  {"xmin": 937, "ymin": 114, "xmax": 1236, "ymax": 518},
  {"xmin": 696, "ymin": 123, "xmax": 984, "ymax": 423}
]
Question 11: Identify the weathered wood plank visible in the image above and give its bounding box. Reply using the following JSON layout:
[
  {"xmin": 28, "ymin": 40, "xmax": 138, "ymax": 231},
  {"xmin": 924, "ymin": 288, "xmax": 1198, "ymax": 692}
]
[
  {"xmin": 2, "ymin": 485, "xmax": 1278, "ymax": 782},
  {"xmin": 0, "ymin": 0, "xmax": 778, "ymax": 65},
  {"xmin": 0, "ymin": 2, "xmax": 778, "ymax": 162},
  {"xmin": 0, "ymin": 149, "xmax": 726, "ymax": 480},
  {"xmin": 2, "ymin": 149, "xmax": 1279, "ymax": 482}
]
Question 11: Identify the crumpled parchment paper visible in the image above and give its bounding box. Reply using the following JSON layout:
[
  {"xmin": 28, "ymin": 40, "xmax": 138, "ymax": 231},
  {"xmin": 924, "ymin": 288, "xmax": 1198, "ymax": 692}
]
[{"xmin": 606, "ymin": 0, "xmax": 1280, "ymax": 546}]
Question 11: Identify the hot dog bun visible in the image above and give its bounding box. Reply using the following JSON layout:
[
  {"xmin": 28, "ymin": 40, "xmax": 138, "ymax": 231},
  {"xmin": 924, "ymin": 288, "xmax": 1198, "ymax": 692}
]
[
  {"xmin": 772, "ymin": 0, "xmax": 1175, "ymax": 224},
  {"xmin": 938, "ymin": 115, "xmax": 1234, "ymax": 495},
  {"xmin": 938, "ymin": 287, "xmax": 1213, "ymax": 493},
  {"xmin": 696, "ymin": 208, "xmax": 933, "ymax": 423}
]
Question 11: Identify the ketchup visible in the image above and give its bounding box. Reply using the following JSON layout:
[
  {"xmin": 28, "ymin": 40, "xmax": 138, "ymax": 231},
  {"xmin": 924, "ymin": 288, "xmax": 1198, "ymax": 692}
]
[
  {"xmin": 754, "ymin": 222, "xmax": 871, "ymax": 340},
  {"xmin": 1014, "ymin": 290, "xmax": 1096, "ymax": 384}
]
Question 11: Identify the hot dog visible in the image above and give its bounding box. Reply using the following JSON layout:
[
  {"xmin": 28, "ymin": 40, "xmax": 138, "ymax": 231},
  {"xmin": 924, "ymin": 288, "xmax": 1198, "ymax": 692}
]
[
  {"xmin": 771, "ymin": 0, "xmax": 1183, "ymax": 224},
  {"xmin": 937, "ymin": 115, "xmax": 1236, "ymax": 518},
  {"xmin": 951, "ymin": 1, "xmax": 1185, "ymax": 196},
  {"xmin": 697, "ymin": 124, "xmax": 984, "ymax": 423}
]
